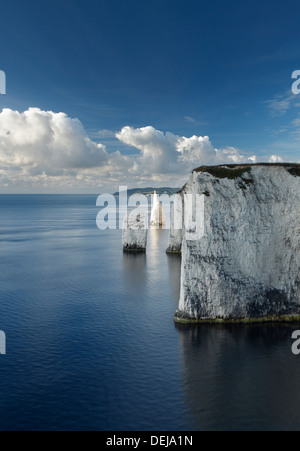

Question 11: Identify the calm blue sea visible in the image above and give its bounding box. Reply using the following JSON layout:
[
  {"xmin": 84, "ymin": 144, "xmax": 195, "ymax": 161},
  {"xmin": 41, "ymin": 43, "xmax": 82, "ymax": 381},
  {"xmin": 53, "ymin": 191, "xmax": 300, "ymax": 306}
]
[{"xmin": 0, "ymin": 195, "xmax": 300, "ymax": 431}]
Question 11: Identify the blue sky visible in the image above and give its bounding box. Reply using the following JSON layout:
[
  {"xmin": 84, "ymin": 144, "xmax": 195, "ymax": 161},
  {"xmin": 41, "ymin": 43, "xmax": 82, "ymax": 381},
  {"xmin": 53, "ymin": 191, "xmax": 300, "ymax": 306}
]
[{"xmin": 0, "ymin": 0, "xmax": 300, "ymax": 192}]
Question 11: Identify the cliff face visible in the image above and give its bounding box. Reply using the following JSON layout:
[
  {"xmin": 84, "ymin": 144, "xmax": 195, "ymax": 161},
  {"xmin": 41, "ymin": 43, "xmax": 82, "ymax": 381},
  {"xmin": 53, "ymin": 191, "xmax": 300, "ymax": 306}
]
[
  {"xmin": 174, "ymin": 164, "xmax": 300, "ymax": 322},
  {"xmin": 166, "ymin": 199, "xmax": 184, "ymax": 253}
]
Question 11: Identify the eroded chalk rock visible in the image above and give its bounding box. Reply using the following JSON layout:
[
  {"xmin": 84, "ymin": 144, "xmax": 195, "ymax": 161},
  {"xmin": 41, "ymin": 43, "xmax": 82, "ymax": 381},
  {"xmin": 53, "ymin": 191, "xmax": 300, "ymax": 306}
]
[
  {"xmin": 150, "ymin": 191, "xmax": 166, "ymax": 227},
  {"xmin": 173, "ymin": 164, "xmax": 300, "ymax": 322},
  {"xmin": 122, "ymin": 208, "xmax": 148, "ymax": 253}
]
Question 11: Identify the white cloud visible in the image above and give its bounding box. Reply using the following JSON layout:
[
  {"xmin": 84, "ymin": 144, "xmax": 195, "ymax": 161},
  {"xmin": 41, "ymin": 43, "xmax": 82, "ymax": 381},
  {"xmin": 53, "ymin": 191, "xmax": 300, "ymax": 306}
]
[
  {"xmin": 116, "ymin": 126, "xmax": 257, "ymax": 176},
  {"xmin": 269, "ymin": 155, "xmax": 284, "ymax": 163},
  {"xmin": 0, "ymin": 108, "xmax": 108, "ymax": 171},
  {"xmin": 0, "ymin": 108, "xmax": 130, "ymax": 191},
  {"xmin": 116, "ymin": 126, "xmax": 179, "ymax": 174},
  {"xmin": 97, "ymin": 129, "xmax": 116, "ymax": 138},
  {"xmin": 292, "ymin": 117, "xmax": 300, "ymax": 127},
  {"xmin": 264, "ymin": 92, "xmax": 296, "ymax": 117},
  {"xmin": 184, "ymin": 116, "xmax": 196, "ymax": 123},
  {"xmin": 0, "ymin": 109, "xmax": 287, "ymax": 192}
]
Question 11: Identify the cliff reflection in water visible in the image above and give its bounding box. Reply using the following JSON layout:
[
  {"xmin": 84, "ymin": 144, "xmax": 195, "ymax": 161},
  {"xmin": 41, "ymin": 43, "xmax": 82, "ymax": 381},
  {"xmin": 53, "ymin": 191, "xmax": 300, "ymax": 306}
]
[
  {"xmin": 122, "ymin": 223, "xmax": 300, "ymax": 431},
  {"xmin": 176, "ymin": 323, "xmax": 300, "ymax": 431}
]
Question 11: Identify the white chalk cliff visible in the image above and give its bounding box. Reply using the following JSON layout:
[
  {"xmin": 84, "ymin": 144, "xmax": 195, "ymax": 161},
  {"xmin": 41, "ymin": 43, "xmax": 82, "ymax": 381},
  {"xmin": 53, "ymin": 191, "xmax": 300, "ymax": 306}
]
[
  {"xmin": 172, "ymin": 164, "xmax": 300, "ymax": 322},
  {"xmin": 122, "ymin": 208, "xmax": 148, "ymax": 252},
  {"xmin": 150, "ymin": 191, "xmax": 166, "ymax": 227}
]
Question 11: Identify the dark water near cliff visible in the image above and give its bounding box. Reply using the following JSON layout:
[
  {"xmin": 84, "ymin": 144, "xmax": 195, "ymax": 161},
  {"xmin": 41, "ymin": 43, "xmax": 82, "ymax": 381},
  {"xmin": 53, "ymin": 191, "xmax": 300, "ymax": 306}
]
[{"xmin": 0, "ymin": 195, "xmax": 300, "ymax": 431}]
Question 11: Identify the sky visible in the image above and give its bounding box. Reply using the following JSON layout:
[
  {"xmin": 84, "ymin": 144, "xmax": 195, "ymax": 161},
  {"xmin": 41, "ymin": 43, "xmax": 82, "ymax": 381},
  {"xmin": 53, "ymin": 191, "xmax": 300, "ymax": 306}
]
[{"xmin": 0, "ymin": 0, "xmax": 300, "ymax": 193}]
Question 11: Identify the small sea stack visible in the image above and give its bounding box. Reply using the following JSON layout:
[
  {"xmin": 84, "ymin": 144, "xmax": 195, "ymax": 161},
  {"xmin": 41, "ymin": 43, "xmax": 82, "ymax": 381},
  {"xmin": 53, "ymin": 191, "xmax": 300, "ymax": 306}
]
[
  {"xmin": 122, "ymin": 208, "xmax": 148, "ymax": 253},
  {"xmin": 150, "ymin": 191, "xmax": 166, "ymax": 227}
]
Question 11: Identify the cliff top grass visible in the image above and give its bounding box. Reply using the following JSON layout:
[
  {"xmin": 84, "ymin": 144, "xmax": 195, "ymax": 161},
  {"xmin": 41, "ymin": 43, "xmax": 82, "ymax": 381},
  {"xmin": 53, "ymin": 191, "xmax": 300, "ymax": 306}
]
[{"xmin": 193, "ymin": 163, "xmax": 300, "ymax": 179}]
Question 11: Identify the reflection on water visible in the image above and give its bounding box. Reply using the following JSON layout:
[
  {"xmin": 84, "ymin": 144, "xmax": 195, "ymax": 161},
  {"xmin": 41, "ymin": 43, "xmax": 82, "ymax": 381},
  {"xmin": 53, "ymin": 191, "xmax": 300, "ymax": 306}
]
[
  {"xmin": 122, "ymin": 252, "xmax": 147, "ymax": 295},
  {"xmin": 177, "ymin": 323, "xmax": 300, "ymax": 431},
  {"xmin": 148, "ymin": 227, "xmax": 168, "ymax": 254}
]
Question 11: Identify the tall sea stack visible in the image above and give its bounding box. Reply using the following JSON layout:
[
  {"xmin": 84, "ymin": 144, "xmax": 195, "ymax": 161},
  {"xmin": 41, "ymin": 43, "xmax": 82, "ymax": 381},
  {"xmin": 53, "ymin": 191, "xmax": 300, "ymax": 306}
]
[{"xmin": 150, "ymin": 191, "xmax": 166, "ymax": 227}]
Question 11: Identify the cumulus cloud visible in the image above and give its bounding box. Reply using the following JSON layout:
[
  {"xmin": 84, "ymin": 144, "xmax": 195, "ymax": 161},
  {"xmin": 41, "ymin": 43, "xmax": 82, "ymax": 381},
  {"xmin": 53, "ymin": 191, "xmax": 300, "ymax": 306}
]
[
  {"xmin": 116, "ymin": 126, "xmax": 257, "ymax": 176},
  {"xmin": 0, "ymin": 108, "xmax": 108, "ymax": 172},
  {"xmin": 116, "ymin": 126, "xmax": 179, "ymax": 173},
  {"xmin": 0, "ymin": 109, "xmax": 287, "ymax": 192},
  {"xmin": 0, "ymin": 108, "xmax": 132, "ymax": 191},
  {"xmin": 269, "ymin": 155, "xmax": 284, "ymax": 163}
]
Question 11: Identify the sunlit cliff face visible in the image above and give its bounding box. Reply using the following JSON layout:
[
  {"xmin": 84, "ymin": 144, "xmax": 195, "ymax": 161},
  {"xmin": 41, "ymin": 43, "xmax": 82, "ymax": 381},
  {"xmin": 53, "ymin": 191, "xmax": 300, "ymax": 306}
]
[{"xmin": 173, "ymin": 164, "xmax": 300, "ymax": 322}]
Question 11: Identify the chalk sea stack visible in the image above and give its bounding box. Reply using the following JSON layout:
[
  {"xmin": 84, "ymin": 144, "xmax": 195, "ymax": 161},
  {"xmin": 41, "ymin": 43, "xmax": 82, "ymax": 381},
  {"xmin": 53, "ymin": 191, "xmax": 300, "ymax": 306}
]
[
  {"xmin": 172, "ymin": 163, "xmax": 300, "ymax": 323},
  {"xmin": 150, "ymin": 191, "xmax": 166, "ymax": 228},
  {"xmin": 122, "ymin": 208, "xmax": 148, "ymax": 253}
]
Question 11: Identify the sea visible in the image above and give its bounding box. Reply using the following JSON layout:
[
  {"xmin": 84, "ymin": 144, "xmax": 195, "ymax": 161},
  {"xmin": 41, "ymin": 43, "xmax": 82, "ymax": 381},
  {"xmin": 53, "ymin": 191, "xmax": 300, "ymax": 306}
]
[{"xmin": 0, "ymin": 194, "xmax": 300, "ymax": 431}]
